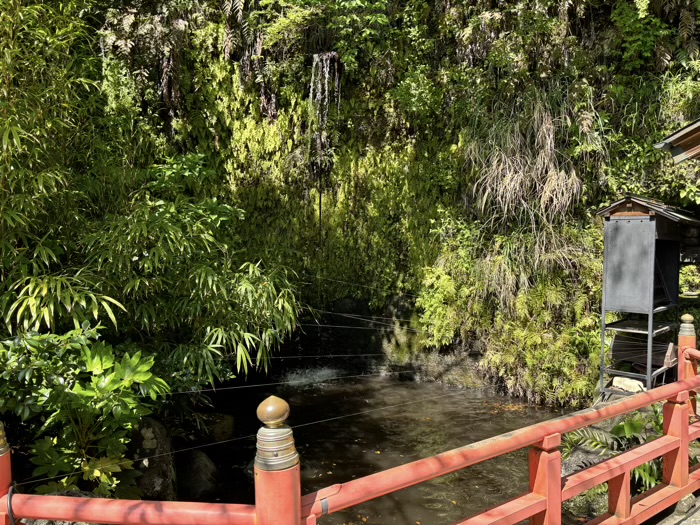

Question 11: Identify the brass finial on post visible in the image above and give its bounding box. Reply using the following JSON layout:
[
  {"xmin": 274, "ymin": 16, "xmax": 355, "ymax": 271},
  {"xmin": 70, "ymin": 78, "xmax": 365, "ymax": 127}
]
[
  {"xmin": 254, "ymin": 396, "xmax": 301, "ymax": 525},
  {"xmin": 680, "ymin": 313, "xmax": 696, "ymax": 338},
  {"xmin": 254, "ymin": 396, "xmax": 299, "ymax": 471}
]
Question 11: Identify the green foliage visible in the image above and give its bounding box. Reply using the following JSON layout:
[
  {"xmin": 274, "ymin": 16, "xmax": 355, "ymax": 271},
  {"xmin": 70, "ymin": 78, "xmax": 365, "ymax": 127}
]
[
  {"xmin": 0, "ymin": 326, "xmax": 169, "ymax": 496},
  {"xmin": 681, "ymin": 266, "xmax": 700, "ymax": 293},
  {"xmin": 7, "ymin": 0, "xmax": 700, "ymax": 462},
  {"xmin": 612, "ymin": 2, "xmax": 671, "ymax": 73},
  {"xmin": 1, "ymin": 0, "xmax": 301, "ymax": 494},
  {"xmin": 0, "ymin": 0, "xmax": 301, "ymax": 380},
  {"xmin": 564, "ymin": 406, "xmax": 666, "ymax": 493},
  {"xmin": 418, "ymin": 215, "xmax": 602, "ymax": 406}
]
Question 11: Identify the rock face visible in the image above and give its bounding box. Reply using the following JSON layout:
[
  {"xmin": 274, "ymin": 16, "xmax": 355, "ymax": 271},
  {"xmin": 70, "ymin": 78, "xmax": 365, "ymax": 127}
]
[
  {"xmin": 176, "ymin": 450, "xmax": 218, "ymax": 501},
  {"xmin": 676, "ymin": 494, "xmax": 697, "ymax": 514},
  {"xmin": 201, "ymin": 413, "xmax": 235, "ymax": 443},
  {"xmin": 562, "ymin": 445, "xmax": 613, "ymax": 478},
  {"xmin": 611, "ymin": 377, "xmax": 645, "ymax": 393},
  {"xmin": 131, "ymin": 417, "xmax": 177, "ymax": 500}
]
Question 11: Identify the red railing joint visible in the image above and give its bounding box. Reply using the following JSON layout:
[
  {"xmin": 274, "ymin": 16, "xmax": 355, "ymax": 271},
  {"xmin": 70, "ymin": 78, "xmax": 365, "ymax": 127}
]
[
  {"xmin": 533, "ymin": 433, "xmax": 561, "ymax": 451},
  {"xmin": 301, "ymin": 483, "xmax": 341, "ymax": 519},
  {"xmin": 666, "ymin": 390, "xmax": 690, "ymax": 403}
]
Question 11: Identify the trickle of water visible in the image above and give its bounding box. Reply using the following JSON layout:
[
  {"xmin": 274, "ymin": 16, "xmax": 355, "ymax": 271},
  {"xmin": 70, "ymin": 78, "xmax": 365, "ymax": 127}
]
[
  {"xmin": 309, "ymin": 51, "xmax": 340, "ymax": 132},
  {"xmin": 308, "ymin": 52, "xmax": 341, "ymax": 236}
]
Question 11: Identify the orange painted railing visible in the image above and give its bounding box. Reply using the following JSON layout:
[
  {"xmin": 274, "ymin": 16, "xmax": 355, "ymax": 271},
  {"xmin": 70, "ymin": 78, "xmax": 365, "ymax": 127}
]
[{"xmin": 1, "ymin": 315, "xmax": 699, "ymax": 525}]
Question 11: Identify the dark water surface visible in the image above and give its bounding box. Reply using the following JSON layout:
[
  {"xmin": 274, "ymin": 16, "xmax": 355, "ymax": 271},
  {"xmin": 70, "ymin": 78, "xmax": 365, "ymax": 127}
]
[{"xmin": 214, "ymin": 372, "xmax": 564, "ymax": 525}]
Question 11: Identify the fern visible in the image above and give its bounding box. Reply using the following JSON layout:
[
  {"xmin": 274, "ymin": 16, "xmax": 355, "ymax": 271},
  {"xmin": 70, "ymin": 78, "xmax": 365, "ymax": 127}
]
[{"xmin": 563, "ymin": 428, "xmax": 618, "ymax": 459}]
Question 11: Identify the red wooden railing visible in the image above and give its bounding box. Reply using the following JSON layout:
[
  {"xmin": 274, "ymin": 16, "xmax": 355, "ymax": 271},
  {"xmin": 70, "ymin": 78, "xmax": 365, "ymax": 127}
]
[{"xmin": 1, "ymin": 315, "xmax": 700, "ymax": 525}]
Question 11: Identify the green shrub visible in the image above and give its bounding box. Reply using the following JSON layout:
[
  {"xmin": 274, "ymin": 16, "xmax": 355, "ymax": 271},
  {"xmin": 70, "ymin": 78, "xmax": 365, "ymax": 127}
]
[
  {"xmin": 564, "ymin": 406, "xmax": 666, "ymax": 493},
  {"xmin": 0, "ymin": 325, "xmax": 169, "ymax": 496},
  {"xmin": 680, "ymin": 266, "xmax": 700, "ymax": 294}
]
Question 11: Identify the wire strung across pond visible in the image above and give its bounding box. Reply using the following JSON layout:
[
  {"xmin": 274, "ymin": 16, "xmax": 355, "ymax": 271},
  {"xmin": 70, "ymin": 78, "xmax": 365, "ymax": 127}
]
[
  {"xmin": 309, "ymin": 314, "xmax": 405, "ymax": 330},
  {"xmin": 610, "ymin": 332, "xmax": 676, "ymax": 344},
  {"xmin": 306, "ymin": 275, "xmax": 418, "ymax": 299},
  {"xmin": 264, "ymin": 353, "xmax": 386, "ymax": 360},
  {"xmin": 605, "ymin": 346, "xmax": 670, "ymax": 352},
  {"xmin": 13, "ymin": 388, "xmax": 469, "ymax": 488},
  {"xmin": 299, "ymin": 323, "xmax": 424, "ymax": 333},
  {"xmin": 219, "ymin": 353, "xmax": 387, "ymax": 364},
  {"xmin": 310, "ymin": 308, "xmax": 417, "ymax": 324},
  {"xmin": 144, "ymin": 370, "xmax": 416, "ymax": 397}
]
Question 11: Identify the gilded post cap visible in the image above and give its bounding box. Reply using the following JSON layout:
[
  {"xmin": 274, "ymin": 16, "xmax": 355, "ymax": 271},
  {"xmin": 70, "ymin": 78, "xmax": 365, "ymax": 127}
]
[
  {"xmin": 256, "ymin": 396, "xmax": 290, "ymax": 428},
  {"xmin": 680, "ymin": 313, "xmax": 696, "ymax": 337},
  {"xmin": 0, "ymin": 421, "xmax": 8, "ymax": 455}
]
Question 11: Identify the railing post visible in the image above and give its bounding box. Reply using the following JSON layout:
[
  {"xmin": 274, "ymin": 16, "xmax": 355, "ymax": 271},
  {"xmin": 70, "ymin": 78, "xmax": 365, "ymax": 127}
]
[
  {"xmin": 663, "ymin": 390, "xmax": 689, "ymax": 488},
  {"xmin": 608, "ymin": 470, "xmax": 631, "ymax": 518},
  {"xmin": 254, "ymin": 396, "xmax": 301, "ymax": 525},
  {"xmin": 678, "ymin": 314, "xmax": 697, "ymax": 415},
  {"xmin": 529, "ymin": 433, "xmax": 561, "ymax": 525},
  {"xmin": 0, "ymin": 421, "xmax": 11, "ymax": 525},
  {"xmin": 0, "ymin": 421, "xmax": 10, "ymax": 498}
]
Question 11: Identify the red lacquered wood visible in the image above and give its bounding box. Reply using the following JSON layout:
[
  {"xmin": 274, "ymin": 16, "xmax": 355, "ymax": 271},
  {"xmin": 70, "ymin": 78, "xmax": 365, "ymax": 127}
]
[
  {"xmin": 254, "ymin": 464, "xmax": 301, "ymax": 525},
  {"xmin": 302, "ymin": 375, "xmax": 700, "ymax": 519},
  {"xmin": 608, "ymin": 471, "xmax": 631, "ymax": 519},
  {"xmin": 529, "ymin": 434, "xmax": 561, "ymax": 525},
  {"xmin": 663, "ymin": 400, "xmax": 689, "ymax": 487},
  {"xmin": 0, "ymin": 494, "xmax": 255, "ymax": 525},
  {"xmin": 0, "ymin": 453, "xmax": 10, "ymax": 498},
  {"xmin": 678, "ymin": 323, "xmax": 696, "ymax": 369},
  {"xmin": 587, "ymin": 466, "xmax": 700, "ymax": 525},
  {"xmin": 679, "ymin": 323, "xmax": 696, "ymax": 414},
  {"xmin": 0, "ymin": 452, "xmax": 9, "ymax": 525},
  {"xmin": 561, "ymin": 435, "xmax": 678, "ymax": 500},
  {"xmin": 453, "ymin": 493, "xmax": 547, "ymax": 525}
]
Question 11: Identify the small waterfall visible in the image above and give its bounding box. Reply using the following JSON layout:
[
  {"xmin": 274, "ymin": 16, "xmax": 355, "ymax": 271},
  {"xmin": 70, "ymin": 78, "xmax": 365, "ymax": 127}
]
[
  {"xmin": 309, "ymin": 52, "xmax": 340, "ymax": 134},
  {"xmin": 309, "ymin": 52, "xmax": 340, "ymax": 166},
  {"xmin": 308, "ymin": 52, "xmax": 340, "ymax": 255}
]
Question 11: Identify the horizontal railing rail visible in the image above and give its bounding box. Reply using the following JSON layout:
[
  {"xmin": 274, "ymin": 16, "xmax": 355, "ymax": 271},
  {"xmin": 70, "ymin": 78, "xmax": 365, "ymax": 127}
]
[{"xmin": 0, "ymin": 494, "xmax": 256, "ymax": 525}]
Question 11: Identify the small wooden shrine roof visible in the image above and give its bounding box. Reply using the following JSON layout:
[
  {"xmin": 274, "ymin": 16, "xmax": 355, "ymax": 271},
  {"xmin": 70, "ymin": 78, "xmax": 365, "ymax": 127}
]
[
  {"xmin": 655, "ymin": 118, "xmax": 700, "ymax": 164},
  {"xmin": 597, "ymin": 195, "xmax": 700, "ymax": 226}
]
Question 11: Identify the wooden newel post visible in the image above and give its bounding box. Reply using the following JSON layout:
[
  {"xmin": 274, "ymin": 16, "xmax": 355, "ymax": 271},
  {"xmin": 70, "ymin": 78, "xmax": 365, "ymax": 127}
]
[
  {"xmin": 254, "ymin": 396, "xmax": 301, "ymax": 525},
  {"xmin": 678, "ymin": 314, "xmax": 697, "ymax": 415},
  {"xmin": 0, "ymin": 421, "xmax": 10, "ymax": 498},
  {"xmin": 0, "ymin": 420, "xmax": 11, "ymax": 525},
  {"xmin": 678, "ymin": 313, "xmax": 696, "ymax": 381},
  {"xmin": 529, "ymin": 433, "xmax": 561, "ymax": 525},
  {"xmin": 663, "ymin": 390, "xmax": 689, "ymax": 487}
]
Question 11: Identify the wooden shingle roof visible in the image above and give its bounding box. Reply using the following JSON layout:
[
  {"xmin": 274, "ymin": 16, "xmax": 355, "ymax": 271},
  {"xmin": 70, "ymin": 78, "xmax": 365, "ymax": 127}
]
[
  {"xmin": 655, "ymin": 118, "xmax": 700, "ymax": 164},
  {"xmin": 597, "ymin": 195, "xmax": 700, "ymax": 225}
]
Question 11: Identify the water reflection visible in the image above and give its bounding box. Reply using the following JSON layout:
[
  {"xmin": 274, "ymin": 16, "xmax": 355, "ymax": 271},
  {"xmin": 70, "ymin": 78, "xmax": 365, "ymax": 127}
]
[{"xmin": 280, "ymin": 378, "xmax": 561, "ymax": 525}]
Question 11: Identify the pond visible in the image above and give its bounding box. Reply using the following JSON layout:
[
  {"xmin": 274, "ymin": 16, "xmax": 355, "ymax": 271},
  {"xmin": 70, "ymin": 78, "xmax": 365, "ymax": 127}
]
[{"xmin": 211, "ymin": 369, "xmax": 565, "ymax": 525}]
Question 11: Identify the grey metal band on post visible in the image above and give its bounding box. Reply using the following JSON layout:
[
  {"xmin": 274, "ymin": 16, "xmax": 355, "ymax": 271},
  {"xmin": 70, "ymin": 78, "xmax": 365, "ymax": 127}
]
[
  {"xmin": 255, "ymin": 425, "xmax": 299, "ymax": 470},
  {"xmin": 255, "ymin": 396, "xmax": 300, "ymax": 471}
]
